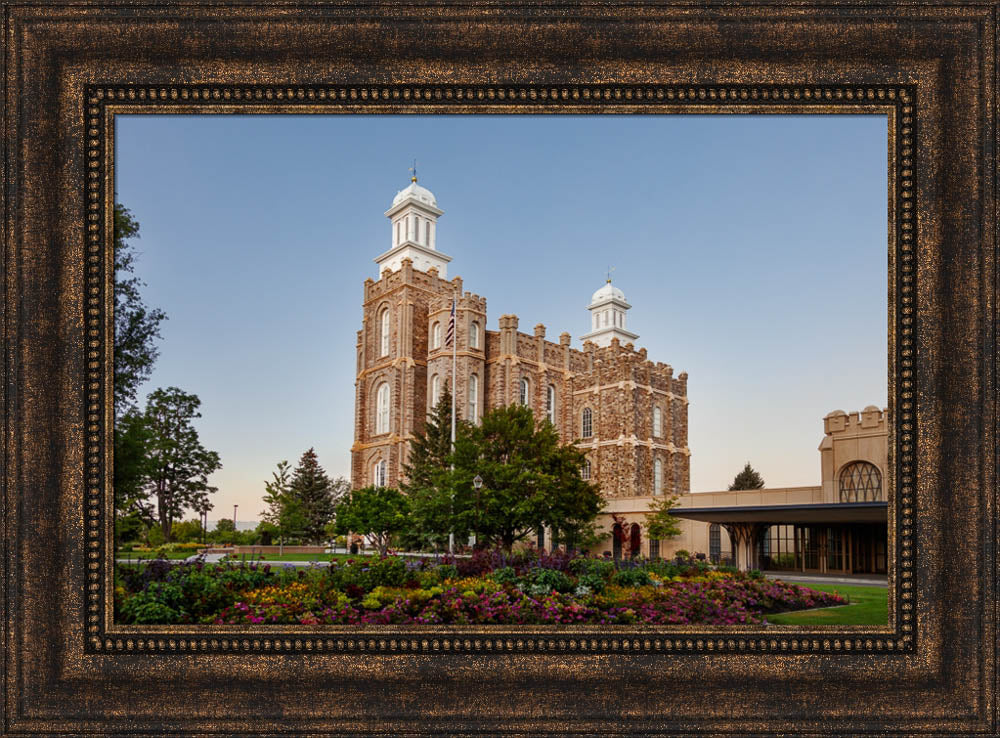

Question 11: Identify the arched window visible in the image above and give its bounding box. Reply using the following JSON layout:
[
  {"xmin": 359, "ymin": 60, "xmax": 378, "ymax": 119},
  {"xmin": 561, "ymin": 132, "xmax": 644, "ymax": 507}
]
[
  {"xmin": 581, "ymin": 460, "xmax": 591, "ymax": 480},
  {"xmin": 395, "ymin": 221, "xmax": 401, "ymax": 245},
  {"xmin": 469, "ymin": 320, "xmax": 480, "ymax": 349},
  {"xmin": 581, "ymin": 407, "xmax": 593, "ymax": 438},
  {"xmin": 546, "ymin": 385, "xmax": 557, "ymax": 425},
  {"xmin": 430, "ymin": 375, "xmax": 440, "ymax": 407},
  {"xmin": 519, "ymin": 377, "xmax": 529, "ymax": 405},
  {"xmin": 468, "ymin": 374, "xmax": 479, "ymax": 422},
  {"xmin": 414, "ymin": 216, "xmax": 421, "ymax": 242},
  {"xmin": 653, "ymin": 406, "xmax": 662, "ymax": 437},
  {"xmin": 838, "ymin": 461, "xmax": 883, "ymax": 502},
  {"xmin": 375, "ymin": 383, "xmax": 390, "ymax": 434},
  {"xmin": 373, "ymin": 459, "xmax": 387, "ymax": 488},
  {"xmin": 709, "ymin": 524, "xmax": 721, "ymax": 563},
  {"xmin": 612, "ymin": 523, "xmax": 623, "ymax": 560},
  {"xmin": 424, "ymin": 220, "xmax": 430, "ymax": 244},
  {"xmin": 431, "ymin": 322, "xmax": 441, "ymax": 349},
  {"xmin": 379, "ymin": 307, "xmax": 390, "ymax": 357},
  {"xmin": 654, "ymin": 458, "xmax": 663, "ymax": 495}
]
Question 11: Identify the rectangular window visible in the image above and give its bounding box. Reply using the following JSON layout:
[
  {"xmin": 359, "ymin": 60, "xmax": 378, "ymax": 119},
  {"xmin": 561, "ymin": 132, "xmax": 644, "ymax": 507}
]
[{"xmin": 649, "ymin": 539, "xmax": 660, "ymax": 559}]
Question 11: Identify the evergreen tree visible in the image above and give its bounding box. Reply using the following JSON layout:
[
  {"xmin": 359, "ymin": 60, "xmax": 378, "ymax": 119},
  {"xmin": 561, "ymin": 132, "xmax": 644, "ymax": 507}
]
[
  {"xmin": 728, "ymin": 462, "xmax": 765, "ymax": 490},
  {"xmin": 402, "ymin": 384, "xmax": 455, "ymax": 549},
  {"xmin": 288, "ymin": 448, "xmax": 336, "ymax": 544}
]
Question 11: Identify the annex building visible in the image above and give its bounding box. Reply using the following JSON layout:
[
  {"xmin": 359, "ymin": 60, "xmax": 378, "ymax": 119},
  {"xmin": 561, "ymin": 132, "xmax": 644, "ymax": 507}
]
[{"xmin": 351, "ymin": 177, "xmax": 888, "ymax": 574}]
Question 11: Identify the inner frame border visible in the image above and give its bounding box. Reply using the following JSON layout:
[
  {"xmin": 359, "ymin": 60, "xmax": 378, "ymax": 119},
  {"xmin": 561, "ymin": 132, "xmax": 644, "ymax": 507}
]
[{"xmin": 86, "ymin": 84, "xmax": 914, "ymax": 656}]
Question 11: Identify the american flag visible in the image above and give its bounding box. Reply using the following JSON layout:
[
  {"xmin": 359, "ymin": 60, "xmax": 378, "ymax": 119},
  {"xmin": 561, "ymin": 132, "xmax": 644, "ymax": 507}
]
[{"xmin": 445, "ymin": 298, "xmax": 456, "ymax": 346}]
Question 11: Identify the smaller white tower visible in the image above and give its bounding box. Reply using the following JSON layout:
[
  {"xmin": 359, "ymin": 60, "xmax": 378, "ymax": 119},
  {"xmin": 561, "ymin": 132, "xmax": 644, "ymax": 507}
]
[
  {"xmin": 579, "ymin": 279, "xmax": 639, "ymax": 348},
  {"xmin": 374, "ymin": 174, "xmax": 452, "ymax": 278}
]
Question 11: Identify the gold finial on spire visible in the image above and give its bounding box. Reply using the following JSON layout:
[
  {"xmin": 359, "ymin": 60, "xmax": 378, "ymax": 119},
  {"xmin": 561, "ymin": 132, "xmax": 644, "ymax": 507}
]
[
  {"xmin": 606, "ymin": 265, "xmax": 615, "ymax": 284},
  {"xmin": 409, "ymin": 159, "xmax": 418, "ymax": 183}
]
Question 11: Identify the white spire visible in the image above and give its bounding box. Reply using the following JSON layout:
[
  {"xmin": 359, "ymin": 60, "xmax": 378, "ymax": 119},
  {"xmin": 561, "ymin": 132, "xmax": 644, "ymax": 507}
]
[
  {"xmin": 579, "ymin": 276, "xmax": 639, "ymax": 348},
  {"xmin": 374, "ymin": 173, "xmax": 451, "ymax": 278}
]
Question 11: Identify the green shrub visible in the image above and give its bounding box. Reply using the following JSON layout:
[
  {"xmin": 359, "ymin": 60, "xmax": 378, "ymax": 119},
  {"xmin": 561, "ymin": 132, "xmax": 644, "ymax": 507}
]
[
  {"xmin": 569, "ymin": 557, "xmax": 615, "ymax": 580},
  {"xmin": 434, "ymin": 564, "xmax": 459, "ymax": 583},
  {"xmin": 748, "ymin": 568, "xmax": 764, "ymax": 580},
  {"xmin": 577, "ymin": 572, "xmax": 606, "ymax": 593},
  {"xmin": 523, "ymin": 567, "xmax": 572, "ymax": 594},
  {"xmin": 490, "ymin": 567, "xmax": 518, "ymax": 586},
  {"xmin": 612, "ymin": 567, "xmax": 651, "ymax": 588}
]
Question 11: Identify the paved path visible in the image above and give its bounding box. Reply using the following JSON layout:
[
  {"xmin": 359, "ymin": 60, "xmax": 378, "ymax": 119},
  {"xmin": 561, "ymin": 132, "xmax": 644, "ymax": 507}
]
[{"xmin": 766, "ymin": 572, "xmax": 887, "ymax": 587}]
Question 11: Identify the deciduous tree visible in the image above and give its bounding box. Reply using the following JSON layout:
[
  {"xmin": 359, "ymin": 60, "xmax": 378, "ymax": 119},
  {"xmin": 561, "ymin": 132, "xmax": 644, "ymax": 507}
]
[
  {"xmin": 333, "ymin": 486, "xmax": 411, "ymax": 556},
  {"xmin": 141, "ymin": 387, "xmax": 222, "ymax": 542}
]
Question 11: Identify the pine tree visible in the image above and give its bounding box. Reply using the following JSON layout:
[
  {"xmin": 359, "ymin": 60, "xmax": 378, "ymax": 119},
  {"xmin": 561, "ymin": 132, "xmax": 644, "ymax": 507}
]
[
  {"xmin": 401, "ymin": 384, "xmax": 455, "ymax": 549},
  {"xmin": 288, "ymin": 448, "xmax": 336, "ymax": 544},
  {"xmin": 402, "ymin": 383, "xmax": 453, "ymax": 491},
  {"xmin": 728, "ymin": 462, "xmax": 765, "ymax": 491}
]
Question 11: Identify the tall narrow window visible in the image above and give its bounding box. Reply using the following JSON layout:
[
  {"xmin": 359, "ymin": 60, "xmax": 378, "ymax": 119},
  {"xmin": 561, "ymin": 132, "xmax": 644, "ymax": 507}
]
[
  {"xmin": 593, "ymin": 314, "xmax": 599, "ymax": 330},
  {"xmin": 709, "ymin": 524, "xmax": 722, "ymax": 563},
  {"xmin": 431, "ymin": 321, "xmax": 441, "ymax": 349},
  {"xmin": 395, "ymin": 221, "xmax": 401, "ymax": 245},
  {"xmin": 414, "ymin": 216, "xmax": 421, "ymax": 242},
  {"xmin": 374, "ymin": 460, "xmax": 387, "ymax": 488},
  {"xmin": 519, "ymin": 377, "xmax": 529, "ymax": 405},
  {"xmin": 469, "ymin": 321, "xmax": 480, "ymax": 349},
  {"xmin": 468, "ymin": 374, "xmax": 479, "ymax": 422},
  {"xmin": 431, "ymin": 375, "xmax": 440, "ymax": 407},
  {"xmin": 581, "ymin": 460, "xmax": 591, "ymax": 480},
  {"xmin": 581, "ymin": 407, "xmax": 593, "ymax": 438},
  {"xmin": 375, "ymin": 383, "xmax": 390, "ymax": 434},
  {"xmin": 654, "ymin": 458, "xmax": 663, "ymax": 495},
  {"xmin": 425, "ymin": 220, "xmax": 430, "ymax": 244},
  {"xmin": 653, "ymin": 406, "xmax": 662, "ymax": 437},
  {"xmin": 546, "ymin": 385, "xmax": 557, "ymax": 425},
  {"xmin": 379, "ymin": 308, "xmax": 390, "ymax": 357}
]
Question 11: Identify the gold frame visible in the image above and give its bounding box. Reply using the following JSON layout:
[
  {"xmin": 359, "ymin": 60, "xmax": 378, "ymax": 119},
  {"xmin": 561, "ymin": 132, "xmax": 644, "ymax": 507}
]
[{"xmin": 4, "ymin": 5, "xmax": 997, "ymax": 735}]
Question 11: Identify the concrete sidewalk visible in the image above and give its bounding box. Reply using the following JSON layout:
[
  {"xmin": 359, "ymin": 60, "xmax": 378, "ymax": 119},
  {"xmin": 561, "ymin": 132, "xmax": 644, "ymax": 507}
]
[{"xmin": 766, "ymin": 572, "xmax": 887, "ymax": 587}]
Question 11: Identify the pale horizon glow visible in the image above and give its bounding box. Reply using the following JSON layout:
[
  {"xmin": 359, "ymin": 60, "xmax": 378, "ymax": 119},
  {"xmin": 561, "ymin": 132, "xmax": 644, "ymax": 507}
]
[{"xmin": 116, "ymin": 114, "xmax": 888, "ymax": 524}]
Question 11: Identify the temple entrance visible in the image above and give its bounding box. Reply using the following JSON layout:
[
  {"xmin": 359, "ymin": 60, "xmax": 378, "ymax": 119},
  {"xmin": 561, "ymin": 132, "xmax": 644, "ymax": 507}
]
[{"xmin": 761, "ymin": 524, "xmax": 887, "ymax": 575}]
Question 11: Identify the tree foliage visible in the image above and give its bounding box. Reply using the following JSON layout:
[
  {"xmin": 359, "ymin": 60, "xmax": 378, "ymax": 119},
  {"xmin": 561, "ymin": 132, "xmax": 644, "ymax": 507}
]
[
  {"xmin": 140, "ymin": 387, "xmax": 222, "ymax": 542},
  {"xmin": 333, "ymin": 486, "xmax": 411, "ymax": 556},
  {"xmin": 644, "ymin": 494, "xmax": 683, "ymax": 542},
  {"xmin": 113, "ymin": 204, "xmax": 167, "ymax": 418},
  {"xmin": 261, "ymin": 460, "xmax": 308, "ymax": 550},
  {"xmin": 287, "ymin": 449, "xmax": 343, "ymax": 544},
  {"xmin": 449, "ymin": 404, "xmax": 603, "ymax": 551},
  {"xmin": 402, "ymin": 384, "xmax": 455, "ymax": 549},
  {"xmin": 728, "ymin": 462, "xmax": 765, "ymax": 491}
]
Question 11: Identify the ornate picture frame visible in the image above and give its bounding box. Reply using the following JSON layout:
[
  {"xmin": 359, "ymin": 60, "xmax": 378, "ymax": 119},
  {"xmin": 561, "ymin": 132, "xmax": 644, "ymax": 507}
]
[{"xmin": 3, "ymin": 3, "xmax": 996, "ymax": 735}]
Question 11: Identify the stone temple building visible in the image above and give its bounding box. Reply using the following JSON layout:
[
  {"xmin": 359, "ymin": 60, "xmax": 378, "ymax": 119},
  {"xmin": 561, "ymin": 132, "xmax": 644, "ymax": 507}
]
[
  {"xmin": 351, "ymin": 177, "xmax": 690, "ymax": 511},
  {"xmin": 351, "ymin": 177, "xmax": 888, "ymax": 574}
]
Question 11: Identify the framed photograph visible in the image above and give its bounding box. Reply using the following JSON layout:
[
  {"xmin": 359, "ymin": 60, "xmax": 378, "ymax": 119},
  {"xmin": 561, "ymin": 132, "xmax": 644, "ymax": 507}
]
[{"xmin": 3, "ymin": 3, "xmax": 996, "ymax": 736}]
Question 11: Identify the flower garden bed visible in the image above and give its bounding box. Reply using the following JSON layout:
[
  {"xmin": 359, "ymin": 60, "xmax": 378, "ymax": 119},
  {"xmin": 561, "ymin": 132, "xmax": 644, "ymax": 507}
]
[{"xmin": 115, "ymin": 549, "xmax": 846, "ymax": 626}]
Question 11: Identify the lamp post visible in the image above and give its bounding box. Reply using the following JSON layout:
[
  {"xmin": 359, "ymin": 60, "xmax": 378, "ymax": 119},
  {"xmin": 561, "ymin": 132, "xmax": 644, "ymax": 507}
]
[
  {"xmin": 233, "ymin": 504, "xmax": 238, "ymax": 543},
  {"xmin": 472, "ymin": 475, "xmax": 483, "ymax": 549}
]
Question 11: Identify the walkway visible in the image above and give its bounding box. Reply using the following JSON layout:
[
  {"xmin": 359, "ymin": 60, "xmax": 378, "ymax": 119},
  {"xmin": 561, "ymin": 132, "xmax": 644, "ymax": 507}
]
[{"xmin": 765, "ymin": 572, "xmax": 887, "ymax": 587}]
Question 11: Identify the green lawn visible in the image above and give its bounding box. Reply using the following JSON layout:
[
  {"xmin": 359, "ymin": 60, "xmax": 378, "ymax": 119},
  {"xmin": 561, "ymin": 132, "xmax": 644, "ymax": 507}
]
[
  {"xmin": 116, "ymin": 551, "xmax": 194, "ymax": 560},
  {"xmin": 766, "ymin": 581, "xmax": 888, "ymax": 626}
]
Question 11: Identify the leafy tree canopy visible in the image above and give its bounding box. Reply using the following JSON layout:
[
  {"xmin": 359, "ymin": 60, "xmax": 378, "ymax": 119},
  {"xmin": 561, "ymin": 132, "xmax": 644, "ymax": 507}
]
[
  {"xmin": 334, "ymin": 486, "xmax": 411, "ymax": 556},
  {"xmin": 139, "ymin": 387, "xmax": 222, "ymax": 542},
  {"xmin": 113, "ymin": 204, "xmax": 167, "ymax": 418},
  {"xmin": 644, "ymin": 494, "xmax": 683, "ymax": 542},
  {"xmin": 287, "ymin": 449, "xmax": 349, "ymax": 544}
]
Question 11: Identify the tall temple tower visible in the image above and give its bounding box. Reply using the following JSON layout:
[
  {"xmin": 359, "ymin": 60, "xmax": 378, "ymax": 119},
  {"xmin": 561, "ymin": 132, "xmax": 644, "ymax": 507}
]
[{"xmin": 352, "ymin": 177, "xmax": 689, "ymax": 507}]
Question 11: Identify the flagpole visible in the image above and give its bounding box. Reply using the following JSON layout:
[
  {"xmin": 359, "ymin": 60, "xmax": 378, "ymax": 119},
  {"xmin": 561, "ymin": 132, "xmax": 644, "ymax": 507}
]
[{"xmin": 449, "ymin": 293, "xmax": 457, "ymax": 554}]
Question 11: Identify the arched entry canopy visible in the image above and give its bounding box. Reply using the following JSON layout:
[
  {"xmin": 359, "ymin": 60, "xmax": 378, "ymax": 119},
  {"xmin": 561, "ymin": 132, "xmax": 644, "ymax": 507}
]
[{"xmin": 671, "ymin": 501, "xmax": 887, "ymax": 573}]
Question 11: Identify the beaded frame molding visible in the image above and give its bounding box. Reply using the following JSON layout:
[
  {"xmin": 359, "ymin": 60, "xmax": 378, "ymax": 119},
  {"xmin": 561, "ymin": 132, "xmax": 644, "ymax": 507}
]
[
  {"xmin": 5, "ymin": 4, "xmax": 997, "ymax": 736},
  {"xmin": 87, "ymin": 84, "xmax": 914, "ymax": 657}
]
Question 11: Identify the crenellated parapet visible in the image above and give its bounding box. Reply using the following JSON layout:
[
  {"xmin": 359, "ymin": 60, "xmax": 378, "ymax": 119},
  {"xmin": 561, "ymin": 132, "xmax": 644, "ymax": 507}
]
[{"xmin": 823, "ymin": 406, "xmax": 888, "ymax": 435}]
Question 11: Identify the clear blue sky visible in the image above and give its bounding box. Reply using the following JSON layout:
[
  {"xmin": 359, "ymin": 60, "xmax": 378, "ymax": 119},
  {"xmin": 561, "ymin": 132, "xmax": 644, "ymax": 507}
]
[{"xmin": 116, "ymin": 114, "xmax": 888, "ymax": 524}]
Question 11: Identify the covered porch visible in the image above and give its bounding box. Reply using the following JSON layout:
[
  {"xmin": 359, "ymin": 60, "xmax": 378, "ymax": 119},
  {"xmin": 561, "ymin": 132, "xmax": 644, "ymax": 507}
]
[{"xmin": 671, "ymin": 501, "xmax": 888, "ymax": 573}]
